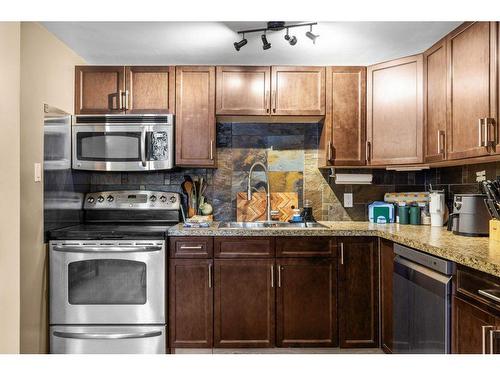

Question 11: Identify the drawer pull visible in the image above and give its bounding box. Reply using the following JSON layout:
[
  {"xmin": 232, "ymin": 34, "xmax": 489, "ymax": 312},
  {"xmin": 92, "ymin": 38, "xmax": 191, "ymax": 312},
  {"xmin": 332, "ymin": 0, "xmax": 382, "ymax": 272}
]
[
  {"xmin": 180, "ymin": 245, "xmax": 204, "ymax": 250},
  {"xmin": 478, "ymin": 289, "xmax": 500, "ymax": 304}
]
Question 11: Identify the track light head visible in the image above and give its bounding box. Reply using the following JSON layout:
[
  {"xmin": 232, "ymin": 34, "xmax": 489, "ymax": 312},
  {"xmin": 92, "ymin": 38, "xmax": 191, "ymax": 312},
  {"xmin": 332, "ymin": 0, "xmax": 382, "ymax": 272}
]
[
  {"xmin": 284, "ymin": 29, "xmax": 297, "ymax": 46},
  {"xmin": 234, "ymin": 37, "xmax": 248, "ymax": 51},
  {"xmin": 305, "ymin": 25, "xmax": 319, "ymax": 44},
  {"xmin": 261, "ymin": 33, "xmax": 271, "ymax": 50}
]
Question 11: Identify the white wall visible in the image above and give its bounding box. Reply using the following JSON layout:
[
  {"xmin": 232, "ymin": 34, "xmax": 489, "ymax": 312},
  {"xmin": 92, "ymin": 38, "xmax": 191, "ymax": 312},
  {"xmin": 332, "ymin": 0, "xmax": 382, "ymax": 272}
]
[
  {"xmin": 20, "ymin": 22, "xmax": 85, "ymax": 353},
  {"xmin": 0, "ymin": 22, "xmax": 21, "ymax": 354}
]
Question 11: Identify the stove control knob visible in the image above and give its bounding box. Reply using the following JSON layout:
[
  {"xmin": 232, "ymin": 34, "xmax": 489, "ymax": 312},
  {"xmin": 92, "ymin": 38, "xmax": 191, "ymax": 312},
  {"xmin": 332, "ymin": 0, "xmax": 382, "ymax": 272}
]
[
  {"xmin": 97, "ymin": 196, "xmax": 105, "ymax": 203},
  {"xmin": 169, "ymin": 196, "xmax": 177, "ymax": 203},
  {"xmin": 159, "ymin": 195, "xmax": 167, "ymax": 203},
  {"xmin": 150, "ymin": 195, "xmax": 157, "ymax": 202},
  {"xmin": 87, "ymin": 196, "xmax": 95, "ymax": 203},
  {"xmin": 107, "ymin": 195, "xmax": 114, "ymax": 202}
]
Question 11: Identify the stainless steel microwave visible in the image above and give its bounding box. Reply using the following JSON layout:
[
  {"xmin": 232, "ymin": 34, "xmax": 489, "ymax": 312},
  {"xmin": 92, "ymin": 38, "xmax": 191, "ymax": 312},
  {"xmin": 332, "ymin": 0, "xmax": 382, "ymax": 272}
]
[{"xmin": 72, "ymin": 114, "xmax": 174, "ymax": 171}]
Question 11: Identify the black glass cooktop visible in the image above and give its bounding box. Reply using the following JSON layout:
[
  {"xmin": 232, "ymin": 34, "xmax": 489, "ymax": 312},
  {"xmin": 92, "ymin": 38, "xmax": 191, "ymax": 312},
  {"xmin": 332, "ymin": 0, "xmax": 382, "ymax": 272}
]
[{"xmin": 49, "ymin": 224, "xmax": 172, "ymax": 240}]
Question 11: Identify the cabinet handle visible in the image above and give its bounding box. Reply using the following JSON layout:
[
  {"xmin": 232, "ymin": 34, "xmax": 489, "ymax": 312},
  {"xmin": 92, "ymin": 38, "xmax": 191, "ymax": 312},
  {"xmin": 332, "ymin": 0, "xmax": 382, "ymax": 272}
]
[
  {"xmin": 125, "ymin": 90, "xmax": 130, "ymax": 110},
  {"xmin": 437, "ymin": 130, "xmax": 445, "ymax": 155},
  {"xmin": 328, "ymin": 141, "xmax": 332, "ymax": 162},
  {"xmin": 277, "ymin": 265, "xmax": 281, "ymax": 288},
  {"xmin": 210, "ymin": 140, "xmax": 214, "ymax": 160},
  {"xmin": 482, "ymin": 325, "xmax": 494, "ymax": 354},
  {"xmin": 340, "ymin": 242, "xmax": 344, "ymax": 265},
  {"xmin": 118, "ymin": 90, "xmax": 123, "ymax": 110},
  {"xmin": 478, "ymin": 289, "xmax": 500, "ymax": 304},
  {"xmin": 478, "ymin": 118, "xmax": 485, "ymax": 147},
  {"xmin": 272, "ymin": 90, "xmax": 276, "ymax": 113},
  {"xmin": 485, "ymin": 117, "xmax": 498, "ymax": 147},
  {"xmin": 270, "ymin": 265, "xmax": 274, "ymax": 288},
  {"xmin": 208, "ymin": 263, "xmax": 212, "ymax": 288},
  {"xmin": 366, "ymin": 141, "xmax": 371, "ymax": 162},
  {"xmin": 490, "ymin": 329, "xmax": 500, "ymax": 354},
  {"xmin": 179, "ymin": 245, "xmax": 203, "ymax": 250},
  {"xmin": 265, "ymin": 90, "xmax": 270, "ymax": 113}
]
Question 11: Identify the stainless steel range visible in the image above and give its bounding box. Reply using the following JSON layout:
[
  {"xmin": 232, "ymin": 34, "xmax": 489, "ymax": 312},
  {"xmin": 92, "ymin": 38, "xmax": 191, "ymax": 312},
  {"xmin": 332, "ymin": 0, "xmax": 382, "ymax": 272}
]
[{"xmin": 49, "ymin": 190, "xmax": 180, "ymax": 354}]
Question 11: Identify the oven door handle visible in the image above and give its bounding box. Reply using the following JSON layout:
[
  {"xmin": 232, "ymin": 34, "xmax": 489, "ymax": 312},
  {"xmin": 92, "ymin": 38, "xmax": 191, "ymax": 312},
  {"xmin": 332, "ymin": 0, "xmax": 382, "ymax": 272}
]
[
  {"xmin": 140, "ymin": 127, "xmax": 147, "ymax": 168},
  {"xmin": 53, "ymin": 331, "xmax": 162, "ymax": 340},
  {"xmin": 51, "ymin": 245, "xmax": 162, "ymax": 253}
]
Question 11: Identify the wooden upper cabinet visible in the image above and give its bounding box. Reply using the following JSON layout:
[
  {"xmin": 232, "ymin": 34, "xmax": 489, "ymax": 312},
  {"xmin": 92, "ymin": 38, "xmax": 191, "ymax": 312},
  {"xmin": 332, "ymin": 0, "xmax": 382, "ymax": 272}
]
[
  {"xmin": 367, "ymin": 55, "xmax": 423, "ymax": 165},
  {"xmin": 216, "ymin": 66, "xmax": 270, "ymax": 115},
  {"xmin": 447, "ymin": 22, "xmax": 498, "ymax": 160},
  {"xmin": 124, "ymin": 66, "xmax": 175, "ymax": 114},
  {"xmin": 175, "ymin": 66, "xmax": 216, "ymax": 167},
  {"xmin": 338, "ymin": 237, "xmax": 379, "ymax": 348},
  {"xmin": 75, "ymin": 66, "xmax": 125, "ymax": 114},
  {"xmin": 323, "ymin": 66, "xmax": 366, "ymax": 166},
  {"xmin": 424, "ymin": 39, "xmax": 448, "ymax": 163},
  {"xmin": 271, "ymin": 66, "xmax": 325, "ymax": 115}
]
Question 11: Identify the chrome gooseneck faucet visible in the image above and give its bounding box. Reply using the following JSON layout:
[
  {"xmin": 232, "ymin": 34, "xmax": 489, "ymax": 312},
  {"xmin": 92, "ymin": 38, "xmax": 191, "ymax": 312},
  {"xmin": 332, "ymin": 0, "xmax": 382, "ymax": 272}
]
[{"xmin": 247, "ymin": 161, "xmax": 272, "ymax": 222}]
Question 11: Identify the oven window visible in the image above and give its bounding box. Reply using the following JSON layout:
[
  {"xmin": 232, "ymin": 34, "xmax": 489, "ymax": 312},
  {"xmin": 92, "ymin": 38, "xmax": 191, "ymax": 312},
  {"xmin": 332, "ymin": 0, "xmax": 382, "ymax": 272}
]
[
  {"xmin": 77, "ymin": 132, "xmax": 141, "ymax": 161},
  {"xmin": 68, "ymin": 260, "xmax": 147, "ymax": 305}
]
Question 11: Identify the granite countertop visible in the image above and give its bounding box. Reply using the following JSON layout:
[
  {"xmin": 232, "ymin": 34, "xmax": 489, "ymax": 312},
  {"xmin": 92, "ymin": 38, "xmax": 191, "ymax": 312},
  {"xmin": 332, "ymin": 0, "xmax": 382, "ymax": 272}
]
[{"xmin": 168, "ymin": 221, "xmax": 500, "ymax": 278}]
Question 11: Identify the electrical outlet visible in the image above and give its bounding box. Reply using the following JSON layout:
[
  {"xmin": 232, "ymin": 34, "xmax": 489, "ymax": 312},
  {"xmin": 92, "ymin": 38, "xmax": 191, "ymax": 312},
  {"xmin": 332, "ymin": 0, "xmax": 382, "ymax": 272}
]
[
  {"xmin": 344, "ymin": 193, "xmax": 353, "ymax": 208},
  {"xmin": 476, "ymin": 170, "xmax": 486, "ymax": 182}
]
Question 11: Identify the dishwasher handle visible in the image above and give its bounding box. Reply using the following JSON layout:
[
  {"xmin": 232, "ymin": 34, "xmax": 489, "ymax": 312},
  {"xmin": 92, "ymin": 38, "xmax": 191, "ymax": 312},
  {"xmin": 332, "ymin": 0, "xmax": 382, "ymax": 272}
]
[{"xmin": 394, "ymin": 255, "xmax": 453, "ymax": 284}]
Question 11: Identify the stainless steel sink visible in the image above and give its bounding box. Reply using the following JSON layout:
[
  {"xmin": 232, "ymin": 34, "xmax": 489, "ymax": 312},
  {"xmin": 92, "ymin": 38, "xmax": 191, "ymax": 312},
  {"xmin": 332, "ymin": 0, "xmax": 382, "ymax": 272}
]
[{"xmin": 219, "ymin": 221, "xmax": 327, "ymax": 229}]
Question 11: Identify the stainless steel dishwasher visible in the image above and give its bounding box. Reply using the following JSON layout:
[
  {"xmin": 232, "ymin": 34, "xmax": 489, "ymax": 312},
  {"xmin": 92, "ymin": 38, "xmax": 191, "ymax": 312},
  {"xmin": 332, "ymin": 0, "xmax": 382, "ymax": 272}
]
[{"xmin": 392, "ymin": 243, "xmax": 455, "ymax": 354}]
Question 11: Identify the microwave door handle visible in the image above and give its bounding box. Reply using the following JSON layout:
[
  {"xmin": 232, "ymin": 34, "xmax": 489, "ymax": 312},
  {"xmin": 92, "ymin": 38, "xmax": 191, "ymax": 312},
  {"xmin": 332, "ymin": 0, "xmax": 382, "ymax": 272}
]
[
  {"xmin": 140, "ymin": 127, "xmax": 147, "ymax": 168},
  {"xmin": 53, "ymin": 331, "xmax": 162, "ymax": 340}
]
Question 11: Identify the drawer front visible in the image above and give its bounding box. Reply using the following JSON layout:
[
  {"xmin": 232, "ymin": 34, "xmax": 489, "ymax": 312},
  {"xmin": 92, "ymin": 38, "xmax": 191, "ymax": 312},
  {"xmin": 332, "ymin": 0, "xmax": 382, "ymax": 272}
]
[
  {"xmin": 456, "ymin": 265, "xmax": 500, "ymax": 311},
  {"xmin": 214, "ymin": 237, "xmax": 275, "ymax": 258},
  {"xmin": 276, "ymin": 237, "xmax": 336, "ymax": 257},
  {"xmin": 169, "ymin": 237, "xmax": 213, "ymax": 258}
]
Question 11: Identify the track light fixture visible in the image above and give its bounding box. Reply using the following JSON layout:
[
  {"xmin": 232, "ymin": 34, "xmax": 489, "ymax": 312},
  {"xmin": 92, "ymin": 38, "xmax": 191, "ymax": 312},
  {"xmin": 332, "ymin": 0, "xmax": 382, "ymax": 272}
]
[
  {"xmin": 284, "ymin": 28, "xmax": 297, "ymax": 46},
  {"xmin": 233, "ymin": 22, "xmax": 317, "ymax": 51},
  {"xmin": 261, "ymin": 32, "xmax": 271, "ymax": 50},
  {"xmin": 233, "ymin": 33, "xmax": 247, "ymax": 51},
  {"xmin": 305, "ymin": 25, "xmax": 319, "ymax": 44}
]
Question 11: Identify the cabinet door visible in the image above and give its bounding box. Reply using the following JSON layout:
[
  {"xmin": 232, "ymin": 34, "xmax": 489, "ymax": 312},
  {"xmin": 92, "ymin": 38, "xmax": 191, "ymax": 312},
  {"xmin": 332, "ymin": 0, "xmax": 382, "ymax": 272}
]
[
  {"xmin": 169, "ymin": 259, "xmax": 213, "ymax": 348},
  {"xmin": 424, "ymin": 39, "xmax": 448, "ymax": 163},
  {"xmin": 216, "ymin": 66, "xmax": 271, "ymax": 115},
  {"xmin": 452, "ymin": 296, "xmax": 496, "ymax": 354},
  {"xmin": 276, "ymin": 258, "xmax": 337, "ymax": 347},
  {"xmin": 447, "ymin": 22, "xmax": 497, "ymax": 160},
  {"xmin": 75, "ymin": 66, "xmax": 125, "ymax": 114},
  {"xmin": 175, "ymin": 66, "xmax": 216, "ymax": 167},
  {"xmin": 214, "ymin": 259, "xmax": 275, "ymax": 348},
  {"xmin": 338, "ymin": 237, "xmax": 379, "ymax": 348},
  {"xmin": 380, "ymin": 239, "xmax": 394, "ymax": 353},
  {"xmin": 271, "ymin": 66, "xmax": 325, "ymax": 115},
  {"xmin": 327, "ymin": 66, "xmax": 366, "ymax": 166},
  {"xmin": 367, "ymin": 55, "xmax": 423, "ymax": 165},
  {"xmin": 125, "ymin": 66, "xmax": 175, "ymax": 114}
]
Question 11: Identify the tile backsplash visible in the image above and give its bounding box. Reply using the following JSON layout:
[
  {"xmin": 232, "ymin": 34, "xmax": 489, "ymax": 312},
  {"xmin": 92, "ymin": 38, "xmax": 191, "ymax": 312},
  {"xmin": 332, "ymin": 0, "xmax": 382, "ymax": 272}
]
[{"xmin": 44, "ymin": 121, "xmax": 500, "ymax": 223}]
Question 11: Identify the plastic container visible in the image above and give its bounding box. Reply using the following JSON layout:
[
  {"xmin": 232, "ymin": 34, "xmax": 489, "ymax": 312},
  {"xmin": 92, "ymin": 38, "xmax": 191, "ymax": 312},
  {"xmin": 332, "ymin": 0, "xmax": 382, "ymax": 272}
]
[
  {"xmin": 369, "ymin": 201, "xmax": 395, "ymax": 224},
  {"xmin": 410, "ymin": 205, "xmax": 421, "ymax": 225}
]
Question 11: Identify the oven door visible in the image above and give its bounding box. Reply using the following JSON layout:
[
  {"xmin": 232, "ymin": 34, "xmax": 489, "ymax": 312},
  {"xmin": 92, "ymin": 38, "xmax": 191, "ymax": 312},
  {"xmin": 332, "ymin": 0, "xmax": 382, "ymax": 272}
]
[
  {"xmin": 50, "ymin": 325, "xmax": 166, "ymax": 354},
  {"xmin": 50, "ymin": 240, "xmax": 165, "ymax": 325}
]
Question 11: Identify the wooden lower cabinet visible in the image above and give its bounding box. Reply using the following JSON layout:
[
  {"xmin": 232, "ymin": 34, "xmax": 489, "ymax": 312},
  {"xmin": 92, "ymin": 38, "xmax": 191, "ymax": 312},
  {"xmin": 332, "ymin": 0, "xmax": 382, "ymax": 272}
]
[
  {"xmin": 169, "ymin": 259, "xmax": 213, "ymax": 348},
  {"xmin": 276, "ymin": 258, "xmax": 337, "ymax": 347},
  {"xmin": 338, "ymin": 237, "xmax": 379, "ymax": 348},
  {"xmin": 214, "ymin": 259, "xmax": 275, "ymax": 347},
  {"xmin": 380, "ymin": 239, "xmax": 394, "ymax": 353},
  {"xmin": 452, "ymin": 296, "xmax": 499, "ymax": 354}
]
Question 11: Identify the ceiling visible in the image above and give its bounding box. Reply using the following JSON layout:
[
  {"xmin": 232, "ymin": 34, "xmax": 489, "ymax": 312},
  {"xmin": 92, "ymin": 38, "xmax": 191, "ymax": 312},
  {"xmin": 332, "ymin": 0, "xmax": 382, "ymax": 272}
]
[{"xmin": 42, "ymin": 21, "xmax": 462, "ymax": 66}]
